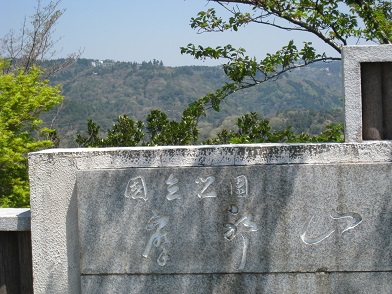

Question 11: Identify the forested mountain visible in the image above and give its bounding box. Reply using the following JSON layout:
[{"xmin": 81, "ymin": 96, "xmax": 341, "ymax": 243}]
[{"xmin": 42, "ymin": 58, "xmax": 343, "ymax": 147}]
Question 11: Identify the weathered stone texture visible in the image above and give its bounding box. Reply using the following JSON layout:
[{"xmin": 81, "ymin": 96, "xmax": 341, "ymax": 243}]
[
  {"xmin": 0, "ymin": 208, "xmax": 30, "ymax": 231},
  {"xmin": 29, "ymin": 143, "xmax": 392, "ymax": 293},
  {"xmin": 81, "ymin": 272, "xmax": 392, "ymax": 294},
  {"xmin": 78, "ymin": 164, "xmax": 392, "ymax": 275}
]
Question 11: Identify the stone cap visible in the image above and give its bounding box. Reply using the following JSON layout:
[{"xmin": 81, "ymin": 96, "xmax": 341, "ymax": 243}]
[
  {"xmin": 29, "ymin": 141, "xmax": 392, "ymax": 168},
  {"xmin": 0, "ymin": 208, "xmax": 31, "ymax": 231}
]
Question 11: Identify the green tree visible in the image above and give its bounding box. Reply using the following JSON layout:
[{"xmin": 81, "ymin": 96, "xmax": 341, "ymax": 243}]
[
  {"xmin": 146, "ymin": 109, "xmax": 199, "ymax": 146},
  {"xmin": 76, "ymin": 115, "xmax": 145, "ymax": 147},
  {"xmin": 0, "ymin": 0, "xmax": 79, "ymax": 207},
  {"xmin": 0, "ymin": 59, "xmax": 63, "ymax": 207},
  {"xmin": 76, "ymin": 110, "xmax": 199, "ymax": 147},
  {"xmin": 75, "ymin": 119, "xmax": 104, "ymax": 147},
  {"xmin": 181, "ymin": 0, "xmax": 391, "ymax": 114},
  {"xmin": 77, "ymin": 0, "xmax": 389, "ymax": 147},
  {"xmin": 203, "ymin": 112, "xmax": 343, "ymax": 144}
]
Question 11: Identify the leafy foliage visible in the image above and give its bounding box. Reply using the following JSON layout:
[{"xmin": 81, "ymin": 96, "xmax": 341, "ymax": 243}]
[
  {"xmin": 76, "ymin": 0, "xmax": 389, "ymax": 148},
  {"xmin": 76, "ymin": 110, "xmax": 198, "ymax": 147},
  {"xmin": 181, "ymin": 0, "xmax": 391, "ymax": 114},
  {"xmin": 76, "ymin": 116, "xmax": 144, "ymax": 147},
  {"xmin": 146, "ymin": 110, "xmax": 199, "ymax": 146},
  {"xmin": 0, "ymin": 0, "xmax": 78, "ymax": 207},
  {"xmin": 203, "ymin": 112, "xmax": 343, "ymax": 144},
  {"xmin": 0, "ymin": 59, "xmax": 63, "ymax": 207},
  {"xmin": 76, "ymin": 110, "xmax": 343, "ymax": 147}
]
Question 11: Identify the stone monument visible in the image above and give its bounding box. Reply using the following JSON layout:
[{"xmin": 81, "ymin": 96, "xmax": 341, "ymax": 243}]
[{"xmin": 29, "ymin": 45, "xmax": 392, "ymax": 293}]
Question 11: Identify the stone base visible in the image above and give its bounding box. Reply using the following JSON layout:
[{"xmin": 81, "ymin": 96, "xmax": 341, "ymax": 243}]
[{"xmin": 81, "ymin": 272, "xmax": 392, "ymax": 294}]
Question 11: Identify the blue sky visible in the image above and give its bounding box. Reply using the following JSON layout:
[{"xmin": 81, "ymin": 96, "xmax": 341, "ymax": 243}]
[{"xmin": 0, "ymin": 0, "xmax": 339, "ymax": 66}]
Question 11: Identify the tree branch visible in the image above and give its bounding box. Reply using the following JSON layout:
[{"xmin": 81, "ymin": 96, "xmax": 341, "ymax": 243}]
[{"xmin": 212, "ymin": 0, "xmax": 343, "ymax": 53}]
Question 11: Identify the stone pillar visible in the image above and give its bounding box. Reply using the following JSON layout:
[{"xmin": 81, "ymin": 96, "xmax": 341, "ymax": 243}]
[{"xmin": 343, "ymin": 45, "xmax": 392, "ymax": 142}]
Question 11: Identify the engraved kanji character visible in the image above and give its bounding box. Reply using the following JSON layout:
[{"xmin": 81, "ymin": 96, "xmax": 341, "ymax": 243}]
[
  {"xmin": 195, "ymin": 176, "xmax": 217, "ymax": 198},
  {"xmin": 125, "ymin": 176, "xmax": 147, "ymax": 201},
  {"xmin": 166, "ymin": 173, "xmax": 181, "ymax": 201}
]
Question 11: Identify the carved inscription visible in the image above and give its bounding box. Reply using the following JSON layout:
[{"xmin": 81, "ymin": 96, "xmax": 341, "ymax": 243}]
[
  {"xmin": 228, "ymin": 204, "xmax": 239, "ymax": 214},
  {"xmin": 301, "ymin": 210, "xmax": 363, "ymax": 245},
  {"xmin": 120, "ymin": 170, "xmax": 365, "ymax": 271},
  {"xmin": 124, "ymin": 176, "xmax": 147, "ymax": 201},
  {"xmin": 235, "ymin": 175, "xmax": 248, "ymax": 197},
  {"xmin": 224, "ymin": 206, "xmax": 258, "ymax": 271},
  {"xmin": 195, "ymin": 176, "xmax": 217, "ymax": 198},
  {"xmin": 78, "ymin": 164, "xmax": 381, "ymax": 278},
  {"xmin": 165, "ymin": 174, "xmax": 181, "ymax": 201},
  {"xmin": 142, "ymin": 210, "xmax": 170, "ymax": 266}
]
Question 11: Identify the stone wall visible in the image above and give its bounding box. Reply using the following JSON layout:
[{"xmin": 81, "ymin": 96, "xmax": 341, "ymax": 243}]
[{"xmin": 28, "ymin": 143, "xmax": 392, "ymax": 293}]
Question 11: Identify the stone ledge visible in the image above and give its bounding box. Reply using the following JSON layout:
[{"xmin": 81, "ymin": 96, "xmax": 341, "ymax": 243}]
[
  {"xmin": 0, "ymin": 208, "xmax": 31, "ymax": 231},
  {"xmin": 28, "ymin": 141, "xmax": 392, "ymax": 169}
]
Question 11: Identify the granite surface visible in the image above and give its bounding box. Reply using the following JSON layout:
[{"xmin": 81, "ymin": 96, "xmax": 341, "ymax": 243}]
[
  {"xmin": 28, "ymin": 142, "xmax": 392, "ymax": 293},
  {"xmin": 81, "ymin": 272, "xmax": 392, "ymax": 294},
  {"xmin": 0, "ymin": 208, "xmax": 31, "ymax": 231},
  {"xmin": 77, "ymin": 163, "xmax": 392, "ymax": 275}
]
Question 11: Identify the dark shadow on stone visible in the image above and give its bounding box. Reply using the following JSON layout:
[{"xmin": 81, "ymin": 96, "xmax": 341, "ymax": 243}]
[
  {"xmin": 375, "ymin": 180, "xmax": 392, "ymax": 268},
  {"xmin": 66, "ymin": 184, "xmax": 81, "ymax": 293},
  {"xmin": 16, "ymin": 210, "xmax": 31, "ymax": 231},
  {"xmin": 361, "ymin": 62, "xmax": 392, "ymax": 140}
]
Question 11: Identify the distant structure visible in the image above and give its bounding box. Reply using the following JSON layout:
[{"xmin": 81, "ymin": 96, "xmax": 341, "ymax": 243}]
[{"xmin": 91, "ymin": 59, "xmax": 115, "ymax": 67}]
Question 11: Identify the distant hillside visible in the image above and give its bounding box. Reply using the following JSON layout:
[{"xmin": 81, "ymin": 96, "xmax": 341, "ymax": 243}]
[{"xmin": 42, "ymin": 59, "xmax": 343, "ymax": 147}]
